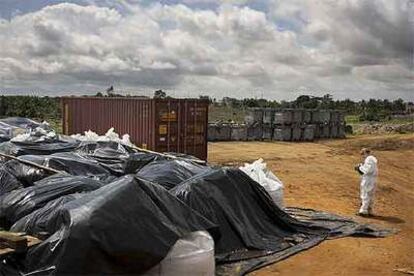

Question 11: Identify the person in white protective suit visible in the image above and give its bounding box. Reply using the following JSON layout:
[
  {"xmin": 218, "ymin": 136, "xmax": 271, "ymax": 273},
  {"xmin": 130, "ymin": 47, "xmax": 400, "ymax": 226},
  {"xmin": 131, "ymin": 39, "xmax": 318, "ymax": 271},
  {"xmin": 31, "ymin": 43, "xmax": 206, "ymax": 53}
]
[{"xmin": 355, "ymin": 148, "xmax": 378, "ymax": 217}]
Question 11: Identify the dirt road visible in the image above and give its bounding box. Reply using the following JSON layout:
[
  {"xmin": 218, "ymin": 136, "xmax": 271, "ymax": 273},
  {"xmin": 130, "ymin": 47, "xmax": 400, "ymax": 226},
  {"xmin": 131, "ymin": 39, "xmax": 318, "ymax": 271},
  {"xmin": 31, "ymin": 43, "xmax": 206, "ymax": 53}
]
[{"xmin": 208, "ymin": 134, "xmax": 414, "ymax": 276}]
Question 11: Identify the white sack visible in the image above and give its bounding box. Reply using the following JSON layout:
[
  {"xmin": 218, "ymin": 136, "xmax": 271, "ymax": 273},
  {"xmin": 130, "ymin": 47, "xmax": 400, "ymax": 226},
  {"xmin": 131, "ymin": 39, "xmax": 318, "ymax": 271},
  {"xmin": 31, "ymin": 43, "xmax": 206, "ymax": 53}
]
[
  {"xmin": 145, "ymin": 231, "xmax": 215, "ymax": 276},
  {"xmin": 239, "ymin": 158, "xmax": 284, "ymax": 208},
  {"xmin": 71, "ymin": 127, "xmax": 133, "ymax": 146}
]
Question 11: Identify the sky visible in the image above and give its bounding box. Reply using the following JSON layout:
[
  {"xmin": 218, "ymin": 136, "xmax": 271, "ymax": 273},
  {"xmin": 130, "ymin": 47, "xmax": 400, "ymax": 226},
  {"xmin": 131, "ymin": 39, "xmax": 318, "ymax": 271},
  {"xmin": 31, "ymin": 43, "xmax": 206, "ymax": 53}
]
[{"xmin": 0, "ymin": 0, "xmax": 413, "ymax": 100}]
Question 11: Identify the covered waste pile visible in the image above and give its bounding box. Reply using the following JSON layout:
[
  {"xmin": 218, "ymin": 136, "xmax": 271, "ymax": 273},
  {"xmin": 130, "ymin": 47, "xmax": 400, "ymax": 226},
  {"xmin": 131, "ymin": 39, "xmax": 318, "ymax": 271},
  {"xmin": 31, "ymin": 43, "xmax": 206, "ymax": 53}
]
[
  {"xmin": 0, "ymin": 117, "xmax": 44, "ymax": 142},
  {"xmin": 0, "ymin": 118, "xmax": 394, "ymax": 275}
]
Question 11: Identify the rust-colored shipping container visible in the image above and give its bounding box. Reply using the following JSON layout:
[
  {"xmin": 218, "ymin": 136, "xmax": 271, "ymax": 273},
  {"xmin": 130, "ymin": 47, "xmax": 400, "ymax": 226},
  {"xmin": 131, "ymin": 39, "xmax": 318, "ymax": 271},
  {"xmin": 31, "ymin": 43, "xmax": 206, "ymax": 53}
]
[{"xmin": 61, "ymin": 97, "xmax": 209, "ymax": 160}]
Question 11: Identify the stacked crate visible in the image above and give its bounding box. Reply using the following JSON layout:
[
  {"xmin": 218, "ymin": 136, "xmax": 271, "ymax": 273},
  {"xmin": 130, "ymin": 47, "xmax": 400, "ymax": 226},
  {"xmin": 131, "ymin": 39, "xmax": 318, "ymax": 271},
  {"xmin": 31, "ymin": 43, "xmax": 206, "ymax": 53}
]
[
  {"xmin": 240, "ymin": 108, "xmax": 346, "ymax": 142},
  {"xmin": 245, "ymin": 108, "xmax": 263, "ymax": 141},
  {"xmin": 207, "ymin": 123, "xmax": 232, "ymax": 141},
  {"xmin": 273, "ymin": 109, "xmax": 293, "ymax": 141},
  {"xmin": 230, "ymin": 124, "xmax": 247, "ymax": 141},
  {"xmin": 208, "ymin": 109, "xmax": 345, "ymax": 142},
  {"xmin": 262, "ymin": 108, "xmax": 274, "ymax": 140},
  {"xmin": 318, "ymin": 110, "xmax": 331, "ymax": 139},
  {"xmin": 312, "ymin": 110, "xmax": 346, "ymax": 139}
]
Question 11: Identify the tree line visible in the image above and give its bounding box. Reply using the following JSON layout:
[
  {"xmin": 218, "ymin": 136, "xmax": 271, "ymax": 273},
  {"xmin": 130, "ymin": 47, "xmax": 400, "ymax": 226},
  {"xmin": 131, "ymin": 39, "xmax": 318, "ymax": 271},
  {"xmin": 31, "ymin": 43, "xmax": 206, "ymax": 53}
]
[
  {"xmin": 207, "ymin": 94, "xmax": 412, "ymax": 121},
  {"xmin": 0, "ymin": 94, "xmax": 412, "ymax": 122},
  {"xmin": 0, "ymin": 96, "xmax": 61, "ymax": 120}
]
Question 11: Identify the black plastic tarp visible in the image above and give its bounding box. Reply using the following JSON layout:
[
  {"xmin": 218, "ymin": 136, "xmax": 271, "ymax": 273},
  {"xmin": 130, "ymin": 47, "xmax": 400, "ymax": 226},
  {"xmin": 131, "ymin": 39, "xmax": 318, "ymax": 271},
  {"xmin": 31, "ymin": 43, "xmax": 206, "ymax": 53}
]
[
  {"xmin": 22, "ymin": 152, "xmax": 111, "ymax": 177},
  {"xmin": 0, "ymin": 122, "xmax": 15, "ymax": 143},
  {"xmin": 136, "ymin": 159, "xmax": 211, "ymax": 190},
  {"xmin": 0, "ymin": 117, "xmax": 43, "ymax": 143},
  {"xmin": 10, "ymin": 193, "xmax": 83, "ymax": 236},
  {"xmin": 0, "ymin": 137, "xmax": 80, "ymax": 156},
  {"xmin": 171, "ymin": 168, "xmax": 328, "ymax": 262},
  {"xmin": 21, "ymin": 175, "xmax": 218, "ymax": 275},
  {"xmin": 217, "ymin": 207, "xmax": 396, "ymax": 275},
  {"xmin": 75, "ymin": 140, "xmax": 136, "ymax": 155},
  {"xmin": 0, "ymin": 152, "xmax": 113, "ymax": 196},
  {"xmin": 0, "ymin": 159, "xmax": 47, "ymax": 196},
  {"xmin": 0, "ymin": 175, "xmax": 104, "ymax": 228},
  {"xmin": 0, "ymin": 117, "xmax": 41, "ymax": 130},
  {"xmin": 0, "ymin": 162, "xmax": 23, "ymax": 196},
  {"xmin": 84, "ymin": 142, "xmax": 164, "ymax": 176}
]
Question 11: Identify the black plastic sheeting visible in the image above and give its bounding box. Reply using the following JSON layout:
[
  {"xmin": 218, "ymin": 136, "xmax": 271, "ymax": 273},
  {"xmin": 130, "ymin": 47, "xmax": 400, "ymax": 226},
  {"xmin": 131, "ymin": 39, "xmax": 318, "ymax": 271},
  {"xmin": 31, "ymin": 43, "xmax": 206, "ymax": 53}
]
[
  {"xmin": 136, "ymin": 159, "xmax": 211, "ymax": 190},
  {"xmin": 0, "ymin": 137, "xmax": 80, "ymax": 156},
  {"xmin": 0, "ymin": 152, "xmax": 113, "ymax": 197},
  {"xmin": 0, "ymin": 117, "xmax": 80, "ymax": 156},
  {"xmin": 0, "ymin": 117, "xmax": 41, "ymax": 130},
  {"xmin": 0, "ymin": 117, "xmax": 41, "ymax": 143},
  {"xmin": 217, "ymin": 207, "xmax": 396, "ymax": 275},
  {"xmin": 10, "ymin": 193, "xmax": 83, "ymax": 236},
  {"xmin": 0, "ymin": 145, "xmax": 162, "ymax": 196},
  {"xmin": 19, "ymin": 175, "xmax": 218, "ymax": 275},
  {"xmin": 0, "ymin": 160, "xmax": 46, "ymax": 196},
  {"xmin": 171, "ymin": 168, "xmax": 329, "ymax": 262},
  {"xmin": 21, "ymin": 153, "xmax": 113, "ymax": 181},
  {"xmin": 84, "ymin": 142, "xmax": 165, "ymax": 176},
  {"xmin": 284, "ymin": 207, "xmax": 396, "ymax": 239},
  {"xmin": 0, "ymin": 175, "xmax": 104, "ymax": 228},
  {"xmin": 75, "ymin": 140, "xmax": 136, "ymax": 154}
]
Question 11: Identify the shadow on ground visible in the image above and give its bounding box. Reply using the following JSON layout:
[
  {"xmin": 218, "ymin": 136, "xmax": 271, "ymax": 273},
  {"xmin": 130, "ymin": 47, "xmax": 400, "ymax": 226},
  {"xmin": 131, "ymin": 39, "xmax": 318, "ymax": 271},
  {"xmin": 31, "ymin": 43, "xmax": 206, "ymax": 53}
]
[{"xmin": 369, "ymin": 215, "xmax": 405, "ymax": 224}]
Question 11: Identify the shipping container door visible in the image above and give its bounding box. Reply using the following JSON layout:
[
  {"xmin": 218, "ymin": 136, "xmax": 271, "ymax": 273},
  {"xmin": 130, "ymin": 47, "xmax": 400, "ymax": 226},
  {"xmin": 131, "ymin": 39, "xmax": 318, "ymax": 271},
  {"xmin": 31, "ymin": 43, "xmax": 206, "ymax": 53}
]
[
  {"xmin": 179, "ymin": 100, "xmax": 208, "ymax": 160},
  {"xmin": 154, "ymin": 100, "xmax": 179, "ymax": 154}
]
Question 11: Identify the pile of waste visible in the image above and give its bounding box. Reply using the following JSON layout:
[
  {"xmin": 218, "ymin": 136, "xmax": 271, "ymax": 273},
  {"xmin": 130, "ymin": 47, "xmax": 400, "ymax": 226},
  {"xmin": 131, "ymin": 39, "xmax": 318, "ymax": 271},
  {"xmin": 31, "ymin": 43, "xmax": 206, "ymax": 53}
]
[
  {"xmin": 354, "ymin": 122, "xmax": 414, "ymax": 135},
  {"xmin": 0, "ymin": 117, "xmax": 394, "ymax": 275}
]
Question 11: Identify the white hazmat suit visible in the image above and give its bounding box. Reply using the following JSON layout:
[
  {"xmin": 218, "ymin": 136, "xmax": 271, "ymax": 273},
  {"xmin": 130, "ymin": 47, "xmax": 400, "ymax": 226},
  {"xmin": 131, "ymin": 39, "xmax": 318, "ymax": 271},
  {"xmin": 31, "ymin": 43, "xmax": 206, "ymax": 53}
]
[{"xmin": 358, "ymin": 155, "xmax": 378, "ymax": 215}]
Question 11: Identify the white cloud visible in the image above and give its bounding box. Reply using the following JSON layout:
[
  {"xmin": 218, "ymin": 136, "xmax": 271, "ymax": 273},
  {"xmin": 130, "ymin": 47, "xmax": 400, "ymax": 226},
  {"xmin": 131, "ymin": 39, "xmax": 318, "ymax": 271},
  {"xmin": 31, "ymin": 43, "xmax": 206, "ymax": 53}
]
[{"xmin": 0, "ymin": 0, "xmax": 412, "ymax": 100}]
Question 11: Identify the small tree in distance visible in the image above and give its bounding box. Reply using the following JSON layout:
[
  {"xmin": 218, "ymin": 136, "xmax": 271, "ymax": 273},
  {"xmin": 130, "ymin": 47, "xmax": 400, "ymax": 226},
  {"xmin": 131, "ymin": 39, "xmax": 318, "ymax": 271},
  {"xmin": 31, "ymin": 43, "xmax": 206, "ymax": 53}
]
[{"xmin": 154, "ymin": 90, "xmax": 166, "ymax": 99}]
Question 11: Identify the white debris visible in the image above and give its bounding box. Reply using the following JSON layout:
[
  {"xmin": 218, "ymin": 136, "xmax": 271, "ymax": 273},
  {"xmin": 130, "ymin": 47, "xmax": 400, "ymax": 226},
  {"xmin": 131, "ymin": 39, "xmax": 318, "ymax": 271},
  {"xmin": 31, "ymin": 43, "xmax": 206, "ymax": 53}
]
[
  {"xmin": 10, "ymin": 124, "xmax": 57, "ymax": 142},
  {"xmin": 10, "ymin": 133, "xmax": 31, "ymax": 142},
  {"xmin": 239, "ymin": 158, "xmax": 284, "ymax": 208},
  {"xmin": 71, "ymin": 128, "xmax": 133, "ymax": 146}
]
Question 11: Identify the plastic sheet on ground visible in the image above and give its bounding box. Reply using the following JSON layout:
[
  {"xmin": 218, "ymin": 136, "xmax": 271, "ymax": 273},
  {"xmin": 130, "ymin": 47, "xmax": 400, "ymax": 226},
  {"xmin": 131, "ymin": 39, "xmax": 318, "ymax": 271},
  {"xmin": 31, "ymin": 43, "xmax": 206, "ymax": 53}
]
[
  {"xmin": 216, "ymin": 207, "xmax": 397, "ymax": 275},
  {"xmin": 284, "ymin": 207, "xmax": 397, "ymax": 239},
  {"xmin": 20, "ymin": 175, "xmax": 218, "ymax": 275},
  {"xmin": 136, "ymin": 159, "xmax": 211, "ymax": 190}
]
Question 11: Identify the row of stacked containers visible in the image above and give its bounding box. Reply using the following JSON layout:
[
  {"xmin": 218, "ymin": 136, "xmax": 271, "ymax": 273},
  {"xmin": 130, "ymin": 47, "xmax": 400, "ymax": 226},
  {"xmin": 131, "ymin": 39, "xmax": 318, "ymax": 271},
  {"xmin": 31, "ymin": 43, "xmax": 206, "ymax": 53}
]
[{"xmin": 208, "ymin": 108, "xmax": 346, "ymax": 141}]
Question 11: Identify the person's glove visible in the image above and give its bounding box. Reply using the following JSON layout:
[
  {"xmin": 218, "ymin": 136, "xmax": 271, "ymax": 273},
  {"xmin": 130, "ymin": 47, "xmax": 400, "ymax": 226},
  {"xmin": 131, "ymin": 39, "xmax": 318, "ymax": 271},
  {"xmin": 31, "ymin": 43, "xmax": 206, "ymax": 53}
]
[{"xmin": 354, "ymin": 164, "xmax": 363, "ymax": 175}]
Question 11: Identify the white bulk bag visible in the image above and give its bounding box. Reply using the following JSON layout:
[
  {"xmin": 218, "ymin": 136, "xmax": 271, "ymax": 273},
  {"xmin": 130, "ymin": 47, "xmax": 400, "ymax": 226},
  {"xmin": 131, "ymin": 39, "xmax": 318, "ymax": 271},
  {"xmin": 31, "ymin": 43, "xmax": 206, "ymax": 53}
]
[
  {"xmin": 239, "ymin": 158, "xmax": 284, "ymax": 208},
  {"xmin": 145, "ymin": 231, "xmax": 215, "ymax": 276}
]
